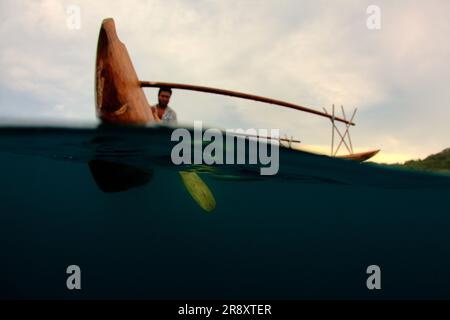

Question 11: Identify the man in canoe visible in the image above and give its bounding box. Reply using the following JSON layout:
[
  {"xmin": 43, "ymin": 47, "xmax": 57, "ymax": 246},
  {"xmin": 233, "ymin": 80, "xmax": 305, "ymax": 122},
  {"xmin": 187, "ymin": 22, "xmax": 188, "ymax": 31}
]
[{"xmin": 151, "ymin": 87, "xmax": 178, "ymax": 124}]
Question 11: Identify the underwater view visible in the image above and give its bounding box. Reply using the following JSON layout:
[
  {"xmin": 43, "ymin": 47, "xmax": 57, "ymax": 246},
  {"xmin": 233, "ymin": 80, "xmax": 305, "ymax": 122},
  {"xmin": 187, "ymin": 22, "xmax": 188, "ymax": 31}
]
[{"xmin": 1, "ymin": 124, "xmax": 450, "ymax": 299}]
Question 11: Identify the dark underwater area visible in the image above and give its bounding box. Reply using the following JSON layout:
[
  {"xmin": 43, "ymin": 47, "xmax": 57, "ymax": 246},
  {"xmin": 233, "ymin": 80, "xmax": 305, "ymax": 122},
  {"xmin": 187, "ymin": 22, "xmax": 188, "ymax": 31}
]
[{"xmin": 1, "ymin": 124, "xmax": 450, "ymax": 300}]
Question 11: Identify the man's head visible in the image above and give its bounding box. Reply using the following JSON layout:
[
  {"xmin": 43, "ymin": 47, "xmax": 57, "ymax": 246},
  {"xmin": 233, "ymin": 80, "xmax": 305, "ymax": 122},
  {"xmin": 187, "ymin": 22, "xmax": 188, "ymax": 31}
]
[{"xmin": 158, "ymin": 87, "xmax": 172, "ymax": 108}]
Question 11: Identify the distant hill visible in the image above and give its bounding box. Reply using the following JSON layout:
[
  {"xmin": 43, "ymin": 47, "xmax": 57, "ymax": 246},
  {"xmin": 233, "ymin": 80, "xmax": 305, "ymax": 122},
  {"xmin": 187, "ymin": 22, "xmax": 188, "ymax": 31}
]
[{"xmin": 378, "ymin": 148, "xmax": 450, "ymax": 173}]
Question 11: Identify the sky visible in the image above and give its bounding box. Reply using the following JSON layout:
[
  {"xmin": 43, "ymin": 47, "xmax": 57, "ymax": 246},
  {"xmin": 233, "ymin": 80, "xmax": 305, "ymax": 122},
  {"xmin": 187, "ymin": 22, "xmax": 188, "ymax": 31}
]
[{"xmin": 0, "ymin": 0, "xmax": 449, "ymax": 163}]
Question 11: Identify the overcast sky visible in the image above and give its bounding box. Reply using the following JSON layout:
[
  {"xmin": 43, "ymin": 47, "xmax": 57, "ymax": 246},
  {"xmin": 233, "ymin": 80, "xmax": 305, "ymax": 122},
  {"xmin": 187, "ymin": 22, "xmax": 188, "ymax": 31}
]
[{"xmin": 0, "ymin": 0, "xmax": 449, "ymax": 163}]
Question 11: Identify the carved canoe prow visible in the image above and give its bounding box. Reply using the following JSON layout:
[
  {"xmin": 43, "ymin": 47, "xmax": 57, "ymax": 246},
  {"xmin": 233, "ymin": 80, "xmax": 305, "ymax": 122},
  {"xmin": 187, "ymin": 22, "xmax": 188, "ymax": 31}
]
[{"xmin": 95, "ymin": 18, "xmax": 154, "ymax": 124}]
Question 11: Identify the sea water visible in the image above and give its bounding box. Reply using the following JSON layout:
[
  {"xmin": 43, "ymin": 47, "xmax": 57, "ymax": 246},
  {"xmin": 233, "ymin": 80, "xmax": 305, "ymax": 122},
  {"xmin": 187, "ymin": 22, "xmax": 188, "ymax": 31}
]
[{"xmin": 0, "ymin": 124, "xmax": 450, "ymax": 299}]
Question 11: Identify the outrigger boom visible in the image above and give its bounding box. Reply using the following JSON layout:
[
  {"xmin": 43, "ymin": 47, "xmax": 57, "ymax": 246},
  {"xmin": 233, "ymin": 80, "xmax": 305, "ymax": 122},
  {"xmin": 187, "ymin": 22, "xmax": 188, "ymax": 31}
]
[{"xmin": 140, "ymin": 81, "xmax": 354, "ymax": 126}]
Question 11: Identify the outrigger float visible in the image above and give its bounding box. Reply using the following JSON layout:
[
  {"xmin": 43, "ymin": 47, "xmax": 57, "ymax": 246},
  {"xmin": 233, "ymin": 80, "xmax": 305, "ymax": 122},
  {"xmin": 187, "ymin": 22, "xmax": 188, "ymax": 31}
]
[{"xmin": 95, "ymin": 18, "xmax": 379, "ymax": 162}]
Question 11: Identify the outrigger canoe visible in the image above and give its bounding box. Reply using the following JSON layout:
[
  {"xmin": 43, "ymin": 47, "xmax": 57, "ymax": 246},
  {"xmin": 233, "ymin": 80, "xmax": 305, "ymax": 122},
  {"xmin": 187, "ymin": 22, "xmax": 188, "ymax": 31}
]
[{"xmin": 95, "ymin": 18, "xmax": 379, "ymax": 162}]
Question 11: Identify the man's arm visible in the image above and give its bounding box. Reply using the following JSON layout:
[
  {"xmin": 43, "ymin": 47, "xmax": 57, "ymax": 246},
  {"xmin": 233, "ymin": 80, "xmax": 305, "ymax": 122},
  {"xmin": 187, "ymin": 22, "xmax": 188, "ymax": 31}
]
[{"xmin": 150, "ymin": 106, "xmax": 161, "ymax": 122}]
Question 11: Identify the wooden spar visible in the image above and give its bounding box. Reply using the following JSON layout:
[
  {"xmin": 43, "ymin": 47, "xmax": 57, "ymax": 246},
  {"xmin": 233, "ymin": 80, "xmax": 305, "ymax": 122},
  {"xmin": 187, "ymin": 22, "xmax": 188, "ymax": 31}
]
[
  {"xmin": 140, "ymin": 81, "xmax": 355, "ymax": 126},
  {"xmin": 324, "ymin": 106, "xmax": 354, "ymax": 156},
  {"xmin": 333, "ymin": 107, "xmax": 357, "ymax": 156},
  {"xmin": 341, "ymin": 105, "xmax": 354, "ymax": 153},
  {"xmin": 228, "ymin": 132, "xmax": 301, "ymax": 144},
  {"xmin": 331, "ymin": 104, "xmax": 335, "ymax": 155}
]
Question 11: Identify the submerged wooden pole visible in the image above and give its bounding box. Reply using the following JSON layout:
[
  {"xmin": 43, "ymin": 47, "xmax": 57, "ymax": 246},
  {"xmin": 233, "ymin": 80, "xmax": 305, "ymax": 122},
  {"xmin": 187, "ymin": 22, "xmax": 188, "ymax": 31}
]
[{"xmin": 140, "ymin": 81, "xmax": 355, "ymax": 126}]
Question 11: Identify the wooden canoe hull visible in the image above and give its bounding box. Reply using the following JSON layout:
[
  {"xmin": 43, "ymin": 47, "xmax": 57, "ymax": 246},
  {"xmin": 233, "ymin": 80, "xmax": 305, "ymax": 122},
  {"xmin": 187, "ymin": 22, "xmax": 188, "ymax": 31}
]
[
  {"xmin": 337, "ymin": 149, "xmax": 380, "ymax": 162},
  {"xmin": 95, "ymin": 18, "xmax": 154, "ymax": 124}
]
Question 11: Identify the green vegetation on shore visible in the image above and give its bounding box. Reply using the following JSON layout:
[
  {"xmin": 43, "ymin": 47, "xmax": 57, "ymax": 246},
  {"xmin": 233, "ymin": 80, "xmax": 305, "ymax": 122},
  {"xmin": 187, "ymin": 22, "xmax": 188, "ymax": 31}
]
[{"xmin": 375, "ymin": 148, "xmax": 450, "ymax": 173}]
